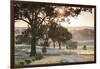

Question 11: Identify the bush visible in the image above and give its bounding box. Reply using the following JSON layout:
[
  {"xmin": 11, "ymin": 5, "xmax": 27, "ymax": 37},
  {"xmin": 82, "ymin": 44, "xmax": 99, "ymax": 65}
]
[
  {"xmin": 35, "ymin": 55, "xmax": 43, "ymax": 60},
  {"xmin": 35, "ymin": 53, "xmax": 43, "ymax": 60},
  {"xmin": 42, "ymin": 47, "xmax": 47, "ymax": 53},
  {"xmin": 32, "ymin": 57, "xmax": 35, "ymax": 61},
  {"xmin": 19, "ymin": 61, "xmax": 24, "ymax": 65},
  {"xmin": 25, "ymin": 59, "xmax": 32, "ymax": 64}
]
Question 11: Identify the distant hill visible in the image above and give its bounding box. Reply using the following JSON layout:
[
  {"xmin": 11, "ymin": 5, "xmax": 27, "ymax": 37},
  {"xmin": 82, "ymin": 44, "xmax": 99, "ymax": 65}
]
[
  {"xmin": 67, "ymin": 26, "xmax": 94, "ymax": 31},
  {"xmin": 67, "ymin": 27, "xmax": 94, "ymax": 41}
]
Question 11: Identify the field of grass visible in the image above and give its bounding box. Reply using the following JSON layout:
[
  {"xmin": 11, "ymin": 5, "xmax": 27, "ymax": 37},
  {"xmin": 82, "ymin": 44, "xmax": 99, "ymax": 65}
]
[{"xmin": 15, "ymin": 43, "xmax": 95, "ymax": 66}]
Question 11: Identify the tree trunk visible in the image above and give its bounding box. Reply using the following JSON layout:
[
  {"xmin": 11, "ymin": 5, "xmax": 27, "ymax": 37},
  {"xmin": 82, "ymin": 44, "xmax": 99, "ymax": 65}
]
[
  {"xmin": 42, "ymin": 37, "xmax": 48, "ymax": 54},
  {"xmin": 53, "ymin": 41, "xmax": 56, "ymax": 48},
  {"xmin": 58, "ymin": 42, "xmax": 61, "ymax": 50},
  {"xmin": 30, "ymin": 35, "xmax": 37, "ymax": 57},
  {"xmin": 42, "ymin": 45, "xmax": 47, "ymax": 54},
  {"xmin": 30, "ymin": 26, "xmax": 37, "ymax": 57}
]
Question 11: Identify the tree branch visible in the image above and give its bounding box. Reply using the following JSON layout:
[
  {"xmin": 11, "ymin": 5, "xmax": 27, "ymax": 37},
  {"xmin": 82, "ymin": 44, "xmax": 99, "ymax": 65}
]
[
  {"xmin": 38, "ymin": 16, "xmax": 47, "ymax": 26},
  {"xmin": 16, "ymin": 18, "xmax": 31, "ymax": 25}
]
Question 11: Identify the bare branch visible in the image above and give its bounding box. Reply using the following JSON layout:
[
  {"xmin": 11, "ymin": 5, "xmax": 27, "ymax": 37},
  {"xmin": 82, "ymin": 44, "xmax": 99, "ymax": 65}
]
[
  {"xmin": 38, "ymin": 16, "xmax": 47, "ymax": 26},
  {"xmin": 16, "ymin": 18, "xmax": 31, "ymax": 25}
]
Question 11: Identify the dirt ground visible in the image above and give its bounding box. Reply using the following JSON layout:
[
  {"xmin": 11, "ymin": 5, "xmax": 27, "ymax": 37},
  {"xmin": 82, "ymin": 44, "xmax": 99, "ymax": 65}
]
[{"xmin": 77, "ymin": 54, "xmax": 94, "ymax": 61}]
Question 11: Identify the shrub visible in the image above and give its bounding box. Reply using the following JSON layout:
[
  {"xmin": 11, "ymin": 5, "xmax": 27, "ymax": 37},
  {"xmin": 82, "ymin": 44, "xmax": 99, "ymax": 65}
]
[
  {"xmin": 19, "ymin": 61, "xmax": 24, "ymax": 65},
  {"xmin": 42, "ymin": 47, "xmax": 47, "ymax": 53},
  {"xmin": 35, "ymin": 53, "xmax": 43, "ymax": 60},
  {"xmin": 32, "ymin": 57, "xmax": 35, "ymax": 61},
  {"xmin": 25, "ymin": 59, "xmax": 32, "ymax": 64}
]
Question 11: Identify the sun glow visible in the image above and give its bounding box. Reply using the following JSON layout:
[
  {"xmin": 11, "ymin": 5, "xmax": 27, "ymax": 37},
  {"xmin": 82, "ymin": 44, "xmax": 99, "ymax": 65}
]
[
  {"xmin": 55, "ymin": 7, "xmax": 65, "ymax": 17},
  {"xmin": 58, "ymin": 9, "xmax": 65, "ymax": 15}
]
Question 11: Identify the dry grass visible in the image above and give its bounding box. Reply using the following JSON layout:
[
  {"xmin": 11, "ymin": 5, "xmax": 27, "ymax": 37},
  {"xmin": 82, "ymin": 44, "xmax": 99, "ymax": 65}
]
[
  {"xmin": 30, "ymin": 56, "xmax": 63, "ymax": 65},
  {"xmin": 77, "ymin": 54, "xmax": 94, "ymax": 61}
]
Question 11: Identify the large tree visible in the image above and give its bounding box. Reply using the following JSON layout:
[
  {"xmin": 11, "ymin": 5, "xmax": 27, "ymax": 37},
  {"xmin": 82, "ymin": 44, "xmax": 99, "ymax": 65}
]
[
  {"xmin": 14, "ymin": 2, "xmax": 55, "ymax": 56},
  {"xmin": 13, "ymin": 1, "xmax": 93, "ymax": 56}
]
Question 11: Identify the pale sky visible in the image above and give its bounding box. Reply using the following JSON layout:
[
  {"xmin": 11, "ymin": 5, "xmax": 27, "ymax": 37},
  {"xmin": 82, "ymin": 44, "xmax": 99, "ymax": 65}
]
[
  {"xmin": 15, "ymin": 8, "xmax": 94, "ymax": 28},
  {"xmin": 61, "ymin": 9, "xmax": 94, "ymax": 27}
]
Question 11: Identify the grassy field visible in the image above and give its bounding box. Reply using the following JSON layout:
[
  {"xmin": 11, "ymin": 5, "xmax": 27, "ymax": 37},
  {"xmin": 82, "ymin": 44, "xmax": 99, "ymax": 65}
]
[{"xmin": 15, "ymin": 44, "xmax": 95, "ymax": 66}]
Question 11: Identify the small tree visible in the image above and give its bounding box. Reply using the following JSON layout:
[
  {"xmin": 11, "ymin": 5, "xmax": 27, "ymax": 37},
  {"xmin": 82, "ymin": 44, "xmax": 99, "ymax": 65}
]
[{"xmin": 56, "ymin": 26, "xmax": 72, "ymax": 49}]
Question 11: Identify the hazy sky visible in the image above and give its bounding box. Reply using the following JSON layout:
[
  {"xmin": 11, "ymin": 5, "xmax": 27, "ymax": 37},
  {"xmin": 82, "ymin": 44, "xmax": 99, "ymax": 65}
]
[
  {"xmin": 61, "ymin": 9, "xmax": 94, "ymax": 27},
  {"xmin": 15, "ymin": 8, "xmax": 94, "ymax": 27}
]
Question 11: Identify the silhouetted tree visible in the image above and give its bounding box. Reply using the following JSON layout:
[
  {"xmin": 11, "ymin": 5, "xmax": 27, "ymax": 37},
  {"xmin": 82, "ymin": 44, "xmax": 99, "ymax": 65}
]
[
  {"xmin": 14, "ymin": 2, "xmax": 55, "ymax": 56},
  {"xmin": 55, "ymin": 26, "xmax": 72, "ymax": 49}
]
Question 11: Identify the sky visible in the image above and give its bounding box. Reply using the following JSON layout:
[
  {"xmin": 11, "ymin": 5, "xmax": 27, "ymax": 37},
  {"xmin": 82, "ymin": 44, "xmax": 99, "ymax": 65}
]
[
  {"xmin": 15, "ymin": 8, "xmax": 94, "ymax": 28},
  {"xmin": 61, "ymin": 9, "xmax": 94, "ymax": 27}
]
